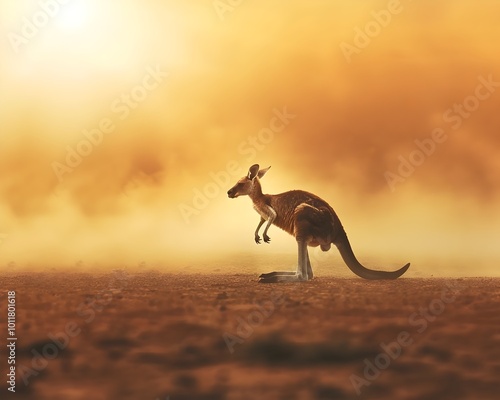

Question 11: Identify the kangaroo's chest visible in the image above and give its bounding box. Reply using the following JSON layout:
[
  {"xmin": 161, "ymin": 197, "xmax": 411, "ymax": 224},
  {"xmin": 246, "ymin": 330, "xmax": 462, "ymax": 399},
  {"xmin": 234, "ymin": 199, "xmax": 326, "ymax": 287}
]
[{"xmin": 253, "ymin": 202, "xmax": 275, "ymax": 221}]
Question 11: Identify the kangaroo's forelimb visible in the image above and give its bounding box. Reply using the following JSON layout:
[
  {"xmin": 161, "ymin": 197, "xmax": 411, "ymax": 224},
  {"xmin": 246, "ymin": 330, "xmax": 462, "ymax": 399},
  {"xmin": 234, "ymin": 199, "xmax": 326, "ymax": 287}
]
[
  {"xmin": 262, "ymin": 207, "xmax": 276, "ymax": 243},
  {"xmin": 254, "ymin": 206, "xmax": 276, "ymax": 244},
  {"xmin": 254, "ymin": 217, "xmax": 265, "ymax": 244}
]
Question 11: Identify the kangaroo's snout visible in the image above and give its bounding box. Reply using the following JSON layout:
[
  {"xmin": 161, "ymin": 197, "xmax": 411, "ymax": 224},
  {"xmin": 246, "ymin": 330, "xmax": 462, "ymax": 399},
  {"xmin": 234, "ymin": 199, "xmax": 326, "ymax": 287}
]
[{"xmin": 227, "ymin": 188, "xmax": 236, "ymax": 198}]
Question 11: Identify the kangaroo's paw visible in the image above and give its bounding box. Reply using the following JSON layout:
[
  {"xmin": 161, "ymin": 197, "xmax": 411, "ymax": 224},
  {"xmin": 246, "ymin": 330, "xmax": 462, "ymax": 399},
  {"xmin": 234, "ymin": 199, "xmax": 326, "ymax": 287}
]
[
  {"xmin": 263, "ymin": 234, "xmax": 271, "ymax": 243},
  {"xmin": 255, "ymin": 235, "xmax": 261, "ymax": 244}
]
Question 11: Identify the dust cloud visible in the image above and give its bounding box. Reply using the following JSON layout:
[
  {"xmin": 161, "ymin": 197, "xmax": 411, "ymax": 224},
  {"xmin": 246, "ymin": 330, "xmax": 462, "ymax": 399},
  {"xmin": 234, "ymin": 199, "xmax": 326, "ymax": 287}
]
[{"xmin": 0, "ymin": 1, "xmax": 499, "ymax": 274}]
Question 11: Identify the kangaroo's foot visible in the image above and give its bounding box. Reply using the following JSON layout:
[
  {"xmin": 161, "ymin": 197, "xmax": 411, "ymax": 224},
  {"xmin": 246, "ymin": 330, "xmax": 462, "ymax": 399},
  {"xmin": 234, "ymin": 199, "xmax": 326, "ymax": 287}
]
[
  {"xmin": 259, "ymin": 272, "xmax": 308, "ymax": 283},
  {"xmin": 259, "ymin": 271, "xmax": 296, "ymax": 278},
  {"xmin": 255, "ymin": 234, "xmax": 271, "ymax": 244}
]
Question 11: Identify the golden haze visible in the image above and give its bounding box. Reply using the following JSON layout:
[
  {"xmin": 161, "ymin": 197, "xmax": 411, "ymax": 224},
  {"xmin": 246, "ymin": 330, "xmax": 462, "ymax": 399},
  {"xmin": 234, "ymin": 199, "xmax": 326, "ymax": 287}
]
[{"xmin": 0, "ymin": 0, "xmax": 499, "ymax": 275}]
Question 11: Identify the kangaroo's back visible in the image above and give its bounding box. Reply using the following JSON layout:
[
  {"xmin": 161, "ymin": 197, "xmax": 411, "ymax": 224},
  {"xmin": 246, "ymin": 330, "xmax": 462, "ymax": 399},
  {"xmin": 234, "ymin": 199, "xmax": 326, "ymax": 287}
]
[{"xmin": 268, "ymin": 190, "xmax": 340, "ymax": 238}]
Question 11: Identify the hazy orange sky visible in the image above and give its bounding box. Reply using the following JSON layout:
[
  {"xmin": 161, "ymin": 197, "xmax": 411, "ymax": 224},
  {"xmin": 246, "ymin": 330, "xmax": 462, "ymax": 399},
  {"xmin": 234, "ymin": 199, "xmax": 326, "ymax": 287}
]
[{"xmin": 0, "ymin": 0, "xmax": 499, "ymax": 275}]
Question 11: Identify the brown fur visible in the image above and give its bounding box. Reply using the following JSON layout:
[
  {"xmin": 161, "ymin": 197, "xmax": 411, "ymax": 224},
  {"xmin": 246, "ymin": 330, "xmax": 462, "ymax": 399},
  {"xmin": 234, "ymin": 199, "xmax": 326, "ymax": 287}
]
[
  {"xmin": 227, "ymin": 164, "xmax": 410, "ymax": 280},
  {"xmin": 249, "ymin": 179, "xmax": 338, "ymax": 249}
]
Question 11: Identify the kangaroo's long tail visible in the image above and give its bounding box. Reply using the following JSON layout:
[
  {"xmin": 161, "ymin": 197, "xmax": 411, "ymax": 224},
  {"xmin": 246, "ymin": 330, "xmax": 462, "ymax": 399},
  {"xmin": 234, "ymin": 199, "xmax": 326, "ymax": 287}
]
[{"xmin": 335, "ymin": 231, "xmax": 410, "ymax": 280}]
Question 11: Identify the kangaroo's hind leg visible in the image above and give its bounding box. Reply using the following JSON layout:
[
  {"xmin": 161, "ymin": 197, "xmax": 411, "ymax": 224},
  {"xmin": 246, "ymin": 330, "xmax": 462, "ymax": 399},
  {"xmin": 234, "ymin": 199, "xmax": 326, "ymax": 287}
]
[
  {"xmin": 259, "ymin": 240, "xmax": 309, "ymax": 283},
  {"xmin": 306, "ymin": 248, "xmax": 313, "ymax": 279},
  {"xmin": 259, "ymin": 242, "xmax": 314, "ymax": 280}
]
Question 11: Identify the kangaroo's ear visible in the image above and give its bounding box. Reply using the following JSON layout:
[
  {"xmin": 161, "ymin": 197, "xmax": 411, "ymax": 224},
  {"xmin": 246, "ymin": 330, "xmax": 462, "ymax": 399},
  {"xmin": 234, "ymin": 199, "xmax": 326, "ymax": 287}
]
[
  {"xmin": 247, "ymin": 164, "xmax": 260, "ymax": 180},
  {"xmin": 257, "ymin": 166, "xmax": 271, "ymax": 179}
]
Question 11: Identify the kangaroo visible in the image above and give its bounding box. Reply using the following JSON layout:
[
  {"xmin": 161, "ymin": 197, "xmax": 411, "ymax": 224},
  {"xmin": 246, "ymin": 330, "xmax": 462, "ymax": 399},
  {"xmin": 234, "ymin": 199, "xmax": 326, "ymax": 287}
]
[{"xmin": 227, "ymin": 164, "xmax": 410, "ymax": 283}]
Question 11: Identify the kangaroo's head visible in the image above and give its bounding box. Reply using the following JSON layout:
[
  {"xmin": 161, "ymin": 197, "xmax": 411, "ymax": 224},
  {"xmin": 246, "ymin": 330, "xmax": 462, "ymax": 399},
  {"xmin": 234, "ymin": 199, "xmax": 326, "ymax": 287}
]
[{"xmin": 227, "ymin": 164, "xmax": 271, "ymax": 198}]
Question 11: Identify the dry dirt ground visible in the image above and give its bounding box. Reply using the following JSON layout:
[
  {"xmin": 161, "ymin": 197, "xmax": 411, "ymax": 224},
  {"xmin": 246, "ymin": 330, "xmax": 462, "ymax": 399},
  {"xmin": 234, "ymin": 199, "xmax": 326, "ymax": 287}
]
[{"xmin": 0, "ymin": 272, "xmax": 499, "ymax": 400}]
